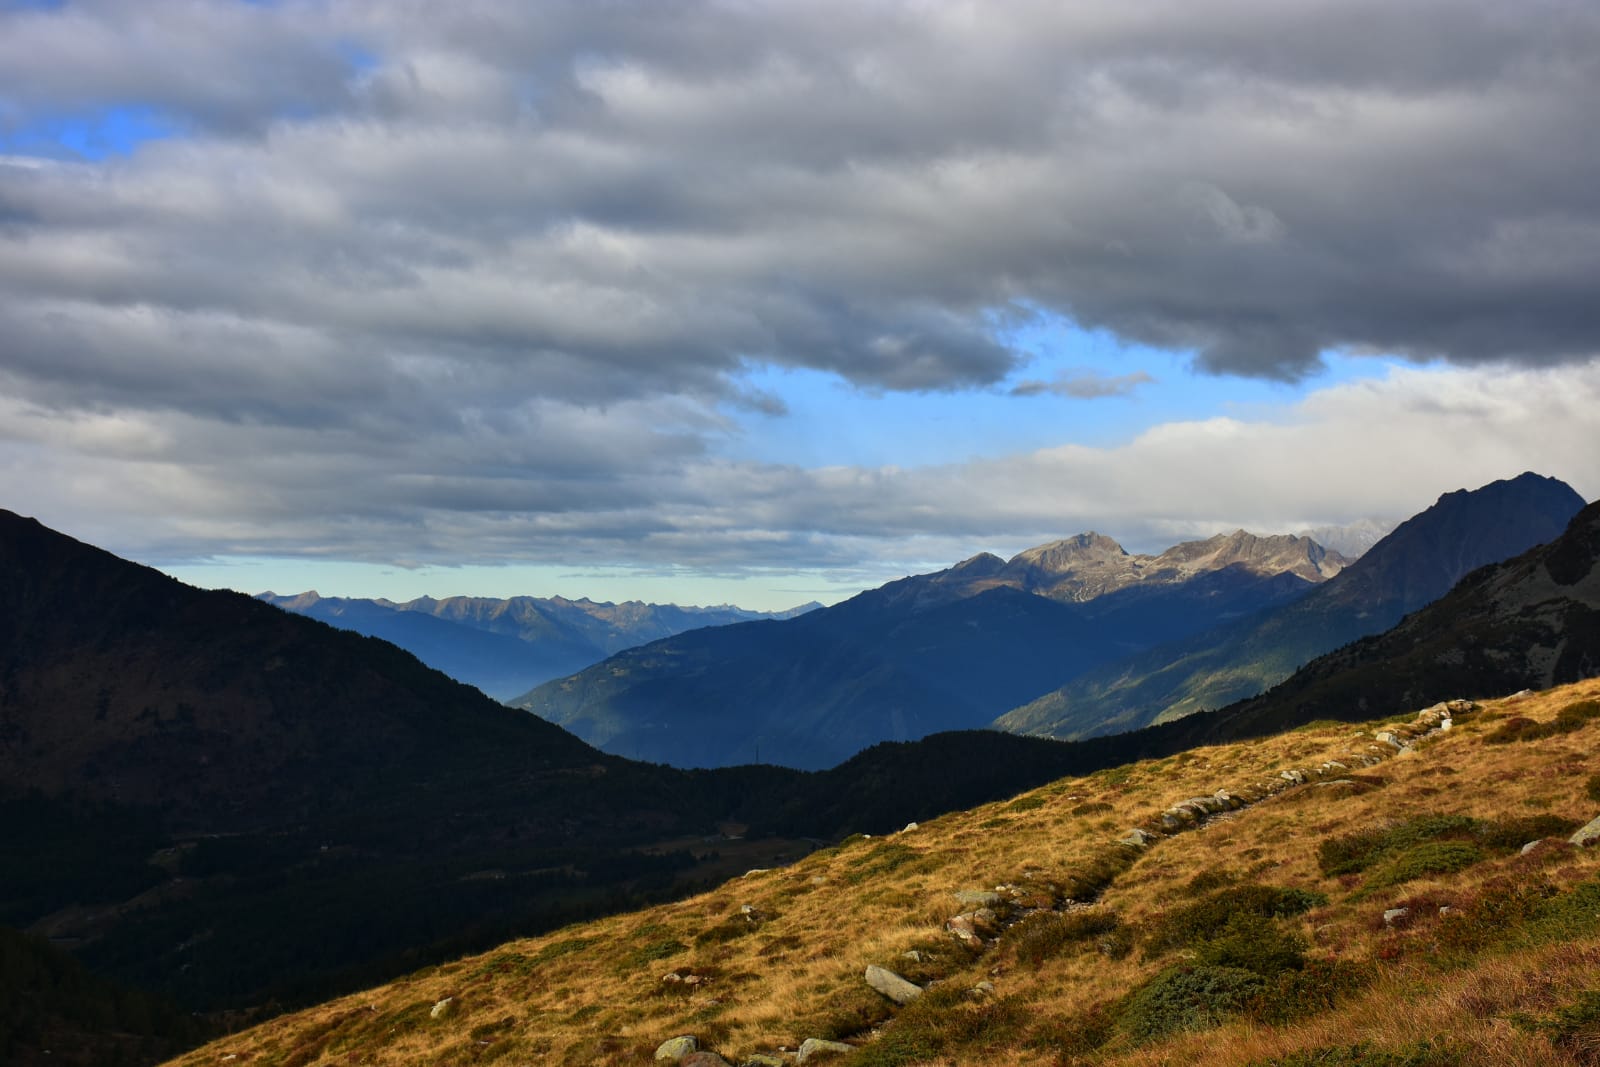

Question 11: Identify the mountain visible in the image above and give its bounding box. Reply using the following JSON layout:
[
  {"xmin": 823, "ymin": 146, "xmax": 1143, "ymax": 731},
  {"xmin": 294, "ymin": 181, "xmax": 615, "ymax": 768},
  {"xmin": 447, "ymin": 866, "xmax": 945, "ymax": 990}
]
[
  {"xmin": 164, "ymin": 678, "xmax": 1600, "ymax": 1067},
  {"xmin": 259, "ymin": 591, "xmax": 818, "ymax": 700},
  {"xmin": 996, "ymin": 472, "xmax": 1586, "ymax": 740},
  {"xmin": 1190, "ymin": 497, "xmax": 1600, "ymax": 740},
  {"xmin": 516, "ymin": 530, "xmax": 1346, "ymax": 769},
  {"xmin": 0, "ymin": 508, "xmax": 797, "ymax": 1014}
]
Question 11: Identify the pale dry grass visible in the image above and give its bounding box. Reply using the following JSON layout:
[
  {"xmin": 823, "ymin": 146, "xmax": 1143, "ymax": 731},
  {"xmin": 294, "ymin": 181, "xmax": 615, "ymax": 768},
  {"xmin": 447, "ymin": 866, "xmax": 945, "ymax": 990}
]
[{"xmin": 166, "ymin": 680, "xmax": 1600, "ymax": 1067}]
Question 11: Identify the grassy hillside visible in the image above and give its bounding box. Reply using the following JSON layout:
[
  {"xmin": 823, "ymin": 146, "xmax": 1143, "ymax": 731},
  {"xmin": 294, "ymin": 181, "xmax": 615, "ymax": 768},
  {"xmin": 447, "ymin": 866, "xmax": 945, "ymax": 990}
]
[{"xmin": 168, "ymin": 678, "xmax": 1600, "ymax": 1067}]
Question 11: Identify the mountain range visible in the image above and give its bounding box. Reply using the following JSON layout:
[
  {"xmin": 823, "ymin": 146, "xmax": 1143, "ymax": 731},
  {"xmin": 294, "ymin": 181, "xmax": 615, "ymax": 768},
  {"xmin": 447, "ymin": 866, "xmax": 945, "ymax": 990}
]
[
  {"xmin": 518, "ymin": 475, "xmax": 1579, "ymax": 769},
  {"xmin": 998, "ymin": 472, "xmax": 1586, "ymax": 739},
  {"xmin": 258, "ymin": 591, "xmax": 817, "ymax": 700}
]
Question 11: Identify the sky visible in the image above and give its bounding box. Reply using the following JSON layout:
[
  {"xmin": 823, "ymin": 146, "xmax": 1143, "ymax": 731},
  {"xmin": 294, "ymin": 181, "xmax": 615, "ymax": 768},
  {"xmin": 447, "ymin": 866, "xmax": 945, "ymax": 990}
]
[{"xmin": 1, "ymin": 0, "xmax": 1597, "ymax": 610}]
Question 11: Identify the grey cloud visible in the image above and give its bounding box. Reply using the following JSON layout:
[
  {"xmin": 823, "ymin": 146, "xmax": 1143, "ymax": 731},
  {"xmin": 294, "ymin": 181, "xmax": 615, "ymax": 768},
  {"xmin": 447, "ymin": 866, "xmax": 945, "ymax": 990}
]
[
  {"xmin": 2, "ymin": 0, "xmax": 1599, "ymax": 575},
  {"xmin": 1011, "ymin": 370, "xmax": 1155, "ymax": 399}
]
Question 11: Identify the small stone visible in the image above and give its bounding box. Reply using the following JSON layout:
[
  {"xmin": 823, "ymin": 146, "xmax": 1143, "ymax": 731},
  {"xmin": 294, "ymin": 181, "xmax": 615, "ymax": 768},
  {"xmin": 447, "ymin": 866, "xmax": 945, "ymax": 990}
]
[
  {"xmin": 901, "ymin": 821, "xmax": 919, "ymax": 833},
  {"xmin": 1383, "ymin": 908, "xmax": 1410, "ymax": 925},
  {"xmin": 953, "ymin": 889, "xmax": 1001, "ymax": 908},
  {"xmin": 682, "ymin": 1053, "xmax": 732, "ymax": 1067},
  {"xmin": 902, "ymin": 949, "xmax": 926, "ymax": 962},
  {"xmin": 743, "ymin": 1056, "xmax": 788, "ymax": 1067},
  {"xmin": 429, "ymin": 997, "xmax": 454, "ymax": 1019},
  {"xmin": 1439, "ymin": 906, "xmax": 1453, "ymax": 916},
  {"xmin": 1118, "ymin": 828, "xmax": 1155, "ymax": 848},
  {"xmin": 809, "ymin": 875, "xmax": 828, "ymax": 886},
  {"xmin": 743, "ymin": 868, "xmax": 771, "ymax": 878},
  {"xmin": 656, "ymin": 1036, "xmax": 700, "ymax": 1062},
  {"xmin": 946, "ymin": 913, "xmax": 988, "ymax": 945},
  {"xmin": 797, "ymin": 1038, "xmax": 854, "ymax": 1062},
  {"xmin": 972, "ymin": 980, "xmax": 996, "ymax": 996},
  {"xmin": 1522, "ymin": 839, "xmax": 1543, "ymax": 855},
  {"xmin": 865, "ymin": 964, "xmax": 923, "ymax": 1004},
  {"xmin": 1375, "ymin": 731, "xmax": 1404, "ymax": 749}
]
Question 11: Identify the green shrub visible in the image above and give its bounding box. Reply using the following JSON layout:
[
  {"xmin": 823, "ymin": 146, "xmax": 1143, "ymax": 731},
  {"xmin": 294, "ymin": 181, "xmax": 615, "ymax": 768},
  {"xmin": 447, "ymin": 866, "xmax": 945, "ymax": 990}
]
[
  {"xmin": 1070, "ymin": 801, "xmax": 1114, "ymax": 817},
  {"xmin": 1193, "ymin": 913, "xmax": 1306, "ymax": 976},
  {"xmin": 1253, "ymin": 958, "xmax": 1379, "ymax": 1025},
  {"xmin": 1476, "ymin": 813, "xmax": 1580, "ymax": 849},
  {"xmin": 1004, "ymin": 909, "xmax": 1120, "ymax": 968},
  {"xmin": 1586, "ymin": 773, "xmax": 1600, "ymax": 803},
  {"xmin": 1008, "ymin": 795, "xmax": 1047, "ymax": 812},
  {"xmin": 1317, "ymin": 816, "xmax": 1477, "ymax": 876},
  {"xmin": 1060, "ymin": 846, "xmax": 1138, "ymax": 901},
  {"xmin": 1143, "ymin": 885, "xmax": 1326, "ymax": 955},
  {"xmin": 1118, "ymin": 965, "xmax": 1266, "ymax": 1043},
  {"xmin": 845, "ymin": 987, "xmax": 1033, "ymax": 1067},
  {"xmin": 1366, "ymin": 841, "xmax": 1484, "ymax": 888},
  {"xmin": 1485, "ymin": 701, "xmax": 1600, "ymax": 744}
]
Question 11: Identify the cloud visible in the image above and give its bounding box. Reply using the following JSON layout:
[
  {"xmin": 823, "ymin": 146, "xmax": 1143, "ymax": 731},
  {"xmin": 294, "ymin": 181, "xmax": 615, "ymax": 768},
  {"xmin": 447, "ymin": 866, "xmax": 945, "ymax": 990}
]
[
  {"xmin": 6, "ymin": 360, "xmax": 1598, "ymax": 588},
  {"xmin": 0, "ymin": 1, "xmax": 1598, "ymax": 582},
  {"xmin": 1010, "ymin": 370, "xmax": 1155, "ymax": 399}
]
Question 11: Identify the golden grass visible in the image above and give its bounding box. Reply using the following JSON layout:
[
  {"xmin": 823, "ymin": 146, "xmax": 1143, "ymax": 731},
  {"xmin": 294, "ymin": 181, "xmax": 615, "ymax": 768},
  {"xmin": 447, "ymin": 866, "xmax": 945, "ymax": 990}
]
[{"xmin": 166, "ymin": 680, "xmax": 1600, "ymax": 1067}]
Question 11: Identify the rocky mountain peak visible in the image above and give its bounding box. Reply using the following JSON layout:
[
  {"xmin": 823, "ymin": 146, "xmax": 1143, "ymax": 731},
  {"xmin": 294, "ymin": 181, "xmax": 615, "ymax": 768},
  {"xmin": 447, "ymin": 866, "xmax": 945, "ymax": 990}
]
[{"xmin": 1007, "ymin": 532, "xmax": 1128, "ymax": 572}]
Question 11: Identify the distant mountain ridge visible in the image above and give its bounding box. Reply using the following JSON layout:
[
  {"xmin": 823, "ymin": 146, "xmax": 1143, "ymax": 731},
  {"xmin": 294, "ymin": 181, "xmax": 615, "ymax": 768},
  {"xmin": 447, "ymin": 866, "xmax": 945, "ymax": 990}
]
[
  {"xmin": 516, "ymin": 529, "xmax": 1348, "ymax": 769},
  {"xmin": 259, "ymin": 591, "xmax": 819, "ymax": 700},
  {"xmin": 996, "ymin": 472, "xmax": 1586, "ymax": 740}
]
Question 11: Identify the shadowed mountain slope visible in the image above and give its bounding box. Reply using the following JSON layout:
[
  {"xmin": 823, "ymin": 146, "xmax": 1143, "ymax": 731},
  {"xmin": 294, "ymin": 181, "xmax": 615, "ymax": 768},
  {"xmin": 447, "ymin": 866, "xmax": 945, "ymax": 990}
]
[
  {"xmin": 516, "ymin": 531, "xmax": 1343, "ymax": 769},
  {"xmin": 1191, "ymin": 497, "xmax": 1600, "ymax": 741},
  {"xmin": 996, "ymin": 472, "xmax": 1585, "ymax": 740}
]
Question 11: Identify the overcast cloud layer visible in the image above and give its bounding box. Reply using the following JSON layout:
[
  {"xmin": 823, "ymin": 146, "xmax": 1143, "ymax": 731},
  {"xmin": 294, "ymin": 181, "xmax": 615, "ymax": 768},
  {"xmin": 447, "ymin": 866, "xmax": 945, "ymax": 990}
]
[{"xmin": 1, "ymin": 1, "xmax": 1597, "ymax": 587}]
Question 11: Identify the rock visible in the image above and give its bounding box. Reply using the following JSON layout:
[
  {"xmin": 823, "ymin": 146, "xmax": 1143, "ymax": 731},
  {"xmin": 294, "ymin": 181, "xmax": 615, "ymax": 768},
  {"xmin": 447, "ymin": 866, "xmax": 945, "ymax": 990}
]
[
  {"xmin": 808, "ymin": 875, "xmax": 828, "ymax": 886},
  {"xmin": 865, "ymin": 964, "xmax": 923, "ymax": 1004},
  {"xmin": 1118, "ymin": 828, "xmax": 1155, "ymax": 848},
  {"xmin": 743, "ymin": 868, "xmax": 771, "ymax": 877},
  {"xmin": 429, "ymin": 997, "xmax": 454, "ymax": 1019},
  {"xmin": 1569, "ymin": 815, "xmax": 1600, "ymax": 848},
  {"xmin": 1522, "ymin": 839, "xmax": 1543, "ymax": 855},
  {"xmin": 901, "ymin": 821, "xmax": 919, "ymax": 832},
  {"xmin": 656, "ymin": 1036, "xmax": 699, "ymax": 1062},
  {"xmin": 743, "ymin": 1056, "xmax": 788, "ymax": 1067},
  {"xmin": 947, "ymin": 914, "xmax": 981, "ymax": 943},
  {"xmin": 797, "ymin": 1038, "xmax": 854, "ymax": 1062},
  {"xmin": 1375, "ymin": 731, "xmax": 1404, "ymax": 749},
  {"xmin": 682, "ymin": 1053, "xmax": 732, "ymax": 1067},
  {"xmin": 953, "ymin": 889, "xmax": 1001, "ymax": 908},
  {"xmin": 1280, "ymin": 769, "xmax": 1308, "ymax": 785},
  {"xmin": 1383, "ymin": 908, "xmax": 1409, "ymax": 925},
  {"xmin": 972, "ymin": 980, "xmax": 996, "ymax": 996}
]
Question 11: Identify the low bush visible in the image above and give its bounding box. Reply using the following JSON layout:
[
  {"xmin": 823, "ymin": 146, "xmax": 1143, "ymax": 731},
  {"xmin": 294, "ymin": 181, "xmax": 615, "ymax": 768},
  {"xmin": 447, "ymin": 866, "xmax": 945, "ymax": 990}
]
[
  {"xmin": 1485, "ymin": 699, "xmax": 1600, "ymax": 744},
  {"xmin": 1004, "ymin": 909, "xmax": 1120, "ymax": 968},
  {"xmin": 1193, "ymin": 913, "xmax": 1307, "ymax": 976},
  {"xmin": 1365, "ymin": 841, "xmax": 1484, "ymax": 889},
  {"xmin": 1143, "ymin": 885, "xmax": 1326, "ymax": 956},
  {"xmin": 1253, "ymin": 958, "xmax": 1379, "ymax": 1025},
  {"xmin": 1119, "ymin": 964, "xmax": 1266, "ymax": 1043},
  {"xmin": 1317, "ymin": 816, "xmax": 1476, "ymax": 877}
]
